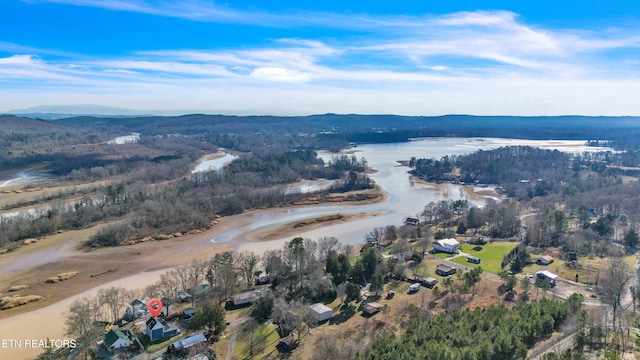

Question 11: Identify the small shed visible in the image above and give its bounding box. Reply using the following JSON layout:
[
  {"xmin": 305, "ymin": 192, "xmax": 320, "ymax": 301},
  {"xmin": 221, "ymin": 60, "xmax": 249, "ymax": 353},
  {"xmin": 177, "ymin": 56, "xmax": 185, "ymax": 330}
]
[
  {"xmin": 537, "ymin": 255, "xmax": 554, "ymax": 266},
  {"xmin": 309, "ymin": 303, "xmax": 333, "ymax": 322},
  {"xmin": 182, "ymin": 307, "xmax": 197, "ymax": 319},
  {"xmin": 361, "ymin": 302, "xmax": 384, "ymax": 316},
  {"xmin": 436, "ymin": 264, "xmax": 457, "ymax": 276}
]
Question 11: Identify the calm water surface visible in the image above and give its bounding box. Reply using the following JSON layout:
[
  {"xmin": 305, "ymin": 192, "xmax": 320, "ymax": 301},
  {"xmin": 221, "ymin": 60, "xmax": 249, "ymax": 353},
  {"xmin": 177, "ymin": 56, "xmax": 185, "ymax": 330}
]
[{"xmin": 0, "ymin": 137, "xmax": 612, "ymax": 359}]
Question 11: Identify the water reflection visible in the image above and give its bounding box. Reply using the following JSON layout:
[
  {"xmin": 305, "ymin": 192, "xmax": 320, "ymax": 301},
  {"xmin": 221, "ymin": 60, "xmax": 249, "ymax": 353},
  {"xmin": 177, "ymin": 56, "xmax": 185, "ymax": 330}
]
[
  {"xmin": 235, "ymin": 137, "xmax": 612, "ymax": 251},
  {"xmin": 192, "ymin": 152, "xmax": 238, "ymax": 173}
]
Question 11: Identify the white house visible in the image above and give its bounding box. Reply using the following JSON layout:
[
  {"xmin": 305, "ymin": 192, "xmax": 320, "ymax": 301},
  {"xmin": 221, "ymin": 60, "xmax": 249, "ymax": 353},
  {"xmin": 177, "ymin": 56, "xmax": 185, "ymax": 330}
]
[
  {"xmin": 433, "ymin": 238, "xmax": 460, "ymax": 254},
  {"xmin": 536, "ymin": 270, "xmax": 558, "ymax": 287},
  {"xmin": 103, "ymin": 329, "xmax": 132, "ymax": 353},
  {"xmin": 309, "ymin": 303, "xmax": 333, "ymax": 322}
]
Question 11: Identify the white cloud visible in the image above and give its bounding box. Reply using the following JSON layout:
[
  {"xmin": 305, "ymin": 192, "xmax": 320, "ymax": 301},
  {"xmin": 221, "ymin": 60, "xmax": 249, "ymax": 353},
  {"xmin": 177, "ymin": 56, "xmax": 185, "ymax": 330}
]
[
  {"xmin": 250, "ymin": 67, "xmax": 311, "ymax": 82},
  {"xmin": 6, "ymin": 6, "xmax": 640, "ymax": 115}
]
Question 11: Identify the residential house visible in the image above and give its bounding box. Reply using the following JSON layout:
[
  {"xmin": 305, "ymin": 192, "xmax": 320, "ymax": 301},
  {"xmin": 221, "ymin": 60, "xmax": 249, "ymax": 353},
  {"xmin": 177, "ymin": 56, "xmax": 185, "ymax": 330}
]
[
  {"xmin": 435, "ymin": 264, "xmax": 457, "ymax": 276},
  {"xmin": 536, "ymin": 270, "xmax": 558, "ymax": 287},
  {"xmin": 144, "ymin": 317, "xmax": 180, "ymax": 342},
  {"xmin": 468, "ymin": 237, "xmax": 487, "ymax": 245},
  {"xmin": 255, "ymin": 275, "xmax": 271, "ymax": 285},
  {"xmin": 125, "ymin": 299, "xmax": 148, "ymax": 320},
  {"xmin": 308, "ymin": 303, "xmax": 333, "ymax": 322},
  {"xmin": 230, "ymin": 291, "xmax": 258, "ymax": 306},
  {"xmin": 404, "ymin": 217, "xmax": 419, "ymax": 226},
  {"xmin": 102, "ymin": 329, "xmax": 134, "ymax": 353},
  {"xmin": 433, "ymin": 238, "xmax": 460, "ymax": 254},
  {"xmin": 420, "ymin": 277, "xmax": 438, "ymax": 288}
]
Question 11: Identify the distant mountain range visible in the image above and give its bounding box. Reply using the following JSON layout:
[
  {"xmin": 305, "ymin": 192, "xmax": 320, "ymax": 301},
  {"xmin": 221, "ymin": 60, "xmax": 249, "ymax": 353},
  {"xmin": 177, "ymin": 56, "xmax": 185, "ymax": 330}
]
[{"xmin": 3, "ymin": 104, "xmax": 263, "ymax": 119}]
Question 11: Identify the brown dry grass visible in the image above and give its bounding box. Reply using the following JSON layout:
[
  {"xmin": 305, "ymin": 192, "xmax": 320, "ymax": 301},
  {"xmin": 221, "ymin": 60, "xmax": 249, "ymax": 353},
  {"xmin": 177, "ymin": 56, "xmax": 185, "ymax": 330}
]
[
  {"xmin": 0, "ymin": 294, "xmax": 43, "ymax": 310},
  {"xmin": 45, "ymin": 271, "xmax": 79, "ymax": 283},
  {"xmin": 0, "ymin": 184, "xmax": 387, "ymax": 319},
  {"xmin": 7, "ymin": 285, "xmax": 28, "ymax": 292},
  {"xmin": 293, "ymin": 273, "xmax": 537, "ymax": 360},
  {"xmin": 246, "ymin": 211, "xmax": 385, "ymax": 242}
]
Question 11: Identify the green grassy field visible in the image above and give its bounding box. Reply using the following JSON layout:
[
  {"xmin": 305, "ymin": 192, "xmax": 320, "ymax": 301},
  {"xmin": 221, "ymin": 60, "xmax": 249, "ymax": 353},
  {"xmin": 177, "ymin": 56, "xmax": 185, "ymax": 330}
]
[
  {"xmin": 450, "ymin": 242, "xmax": 519, "ymax": 274},
  {"xmin": 233, "ymin": 323, "xmax": 281, "ymax": 360}
]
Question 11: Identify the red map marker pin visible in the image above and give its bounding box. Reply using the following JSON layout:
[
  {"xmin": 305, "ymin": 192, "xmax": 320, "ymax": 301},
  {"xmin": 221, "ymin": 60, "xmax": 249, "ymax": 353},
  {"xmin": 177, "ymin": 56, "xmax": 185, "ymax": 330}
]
[{"xmin": 148, "ymin": 298, "xmax": 163, "ymax": 318}]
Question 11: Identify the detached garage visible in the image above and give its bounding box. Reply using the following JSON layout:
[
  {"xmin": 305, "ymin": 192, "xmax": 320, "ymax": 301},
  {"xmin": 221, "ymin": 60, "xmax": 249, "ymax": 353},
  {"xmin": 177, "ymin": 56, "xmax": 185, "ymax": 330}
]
[{"xmin": 309, "ymin": 303, "xmax": 333, "ymax": 322}]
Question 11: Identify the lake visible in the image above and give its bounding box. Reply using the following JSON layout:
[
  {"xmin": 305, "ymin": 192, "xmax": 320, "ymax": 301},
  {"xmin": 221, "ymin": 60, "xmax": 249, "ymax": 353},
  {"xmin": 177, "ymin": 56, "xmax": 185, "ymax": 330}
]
[
  {"xmin": 233, "ymin": 137, "xmax": 611, "ymax": 253},
  {"xmin": 0, "ymin": 137, "xmax": 612, "ymax": 359}
]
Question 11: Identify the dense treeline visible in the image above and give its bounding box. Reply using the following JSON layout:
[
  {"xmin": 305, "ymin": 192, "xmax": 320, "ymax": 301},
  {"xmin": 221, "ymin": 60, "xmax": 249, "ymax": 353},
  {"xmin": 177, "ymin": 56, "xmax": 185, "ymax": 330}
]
[
  {"xmin": 53, "ymin": 114, "xmax": 640, "ymax": 150},
  {"xmin": 421, "ymin": 199, "xmax": 521, "ymax": 239},
  {"xmin": 410, "ymin": 146, "xmax": 572, "ymax": 186},
  {"xmin": 410, "ymin": 145, "xmax": 640, "ymax": 257},
  {"xmin": 360, "ymin": 294, "xmax": 584, "ymax": 360},
  {"xmin": 0, "ymin": 151, "xmax": 372, "ymax": 247}
]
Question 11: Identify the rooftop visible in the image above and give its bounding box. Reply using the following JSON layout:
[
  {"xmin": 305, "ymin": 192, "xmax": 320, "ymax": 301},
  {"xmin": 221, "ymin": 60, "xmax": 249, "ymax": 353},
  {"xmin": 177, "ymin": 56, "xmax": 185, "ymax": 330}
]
[{"xmin": 436, "ymin": 238, "xmax": 459, "ymax": 246}]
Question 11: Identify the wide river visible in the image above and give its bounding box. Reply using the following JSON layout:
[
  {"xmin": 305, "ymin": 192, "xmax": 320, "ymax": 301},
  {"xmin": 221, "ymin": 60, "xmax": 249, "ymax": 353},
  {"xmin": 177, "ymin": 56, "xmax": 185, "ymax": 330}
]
[{"xmin": 0, "ymin": 137, "xmax": 611, "ymax": 359}]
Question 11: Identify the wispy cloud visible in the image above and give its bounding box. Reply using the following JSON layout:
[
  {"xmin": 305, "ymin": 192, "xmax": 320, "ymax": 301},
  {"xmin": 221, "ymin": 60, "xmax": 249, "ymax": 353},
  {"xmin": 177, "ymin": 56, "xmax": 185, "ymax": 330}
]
[{"xmin": 6, "ymin": 5, "xmax": 640, "ymax": 114}]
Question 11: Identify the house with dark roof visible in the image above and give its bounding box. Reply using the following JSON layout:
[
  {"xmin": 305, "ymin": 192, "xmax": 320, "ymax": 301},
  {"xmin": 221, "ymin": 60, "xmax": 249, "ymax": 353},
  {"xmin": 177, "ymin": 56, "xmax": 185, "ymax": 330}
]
[
  {"xmin": 144, "ymin": 317, "xmax": 180, "ymax": 342},
  {"xmin": 435, "ymin": 264, "xmax": 457, "ymax": 276},
  {"xmin": 230, "ymin": 291, "xmax": 258, "ymax": 306}
]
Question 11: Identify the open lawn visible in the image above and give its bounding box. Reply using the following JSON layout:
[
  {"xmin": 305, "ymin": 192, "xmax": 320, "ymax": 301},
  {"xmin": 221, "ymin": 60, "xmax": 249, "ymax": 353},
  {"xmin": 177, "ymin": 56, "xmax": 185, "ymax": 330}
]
[
  {"xmin": 524, "ymin": 254, "xmax": 638, "ymax": 285},
  {"xmin": 452, "ymin": 242, "xmax": 519, "ymax": 274},
  {"xmin": 233, "ymin": 323, "xmax": 280, "ymax": 360}
]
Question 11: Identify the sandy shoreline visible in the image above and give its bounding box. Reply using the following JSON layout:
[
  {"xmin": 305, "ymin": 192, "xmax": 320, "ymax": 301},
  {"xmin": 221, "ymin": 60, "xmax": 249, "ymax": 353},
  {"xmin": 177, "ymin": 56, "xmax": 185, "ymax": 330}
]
[
  {"xmin": 0, "ymin": 186, "xmax": 388, "ymax": 319},
  {"xmin": 0, "ymin": 184, "xmax": 389, "ymax": 359},
  {"xmin": 244, "ymin": 211, "xmax": 387, "ymax": 242}
]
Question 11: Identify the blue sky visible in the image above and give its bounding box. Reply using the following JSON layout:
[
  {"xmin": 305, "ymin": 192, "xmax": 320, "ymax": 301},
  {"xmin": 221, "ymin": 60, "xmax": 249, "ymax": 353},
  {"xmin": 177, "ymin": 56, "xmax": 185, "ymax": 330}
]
[{"xmin": 2, "ymin": 1, "xmax": 640, "ymax": 115}]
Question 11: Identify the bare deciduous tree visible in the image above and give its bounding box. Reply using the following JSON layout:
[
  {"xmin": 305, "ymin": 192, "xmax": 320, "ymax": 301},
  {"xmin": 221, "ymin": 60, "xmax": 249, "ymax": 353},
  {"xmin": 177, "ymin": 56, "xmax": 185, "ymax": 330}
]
[
  {"xmin": 317, "ymin": 236, "xmax": 341, "ymax": 261},
  {"xmin": 599, "ymin": 257, "xmax": 631, "ymax": 332},
  {"xmin": 98, "ymin": 286, "xmax": 132, "ymax": 323},
  {"xmin": 65, "ymin": 296, "xmax": 99, "ymax": 360},
  {"xmin": 237, "ymin": 250, "xmax": 260, "ymax": 288},
  {"xmin": 240, "ymin": 318, "xmax": 268, "ymax": 358}
]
